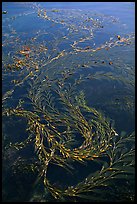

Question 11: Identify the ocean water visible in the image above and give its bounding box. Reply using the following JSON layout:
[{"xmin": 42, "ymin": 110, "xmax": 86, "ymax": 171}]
[{"xmin": 2, "ymin": 2, "xmax": 135, "ymax": 202}]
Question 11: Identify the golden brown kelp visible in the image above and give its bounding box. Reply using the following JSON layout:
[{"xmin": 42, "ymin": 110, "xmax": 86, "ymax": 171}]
[
  {"xmin": 2, "ymin": 74, "xmax": 135, "ymax": 201},
  {"xmin": 2, "ymin": 5, "xmax": 135, "ymax": 201}
]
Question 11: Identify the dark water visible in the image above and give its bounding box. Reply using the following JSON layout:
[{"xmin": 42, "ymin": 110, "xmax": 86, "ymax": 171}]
[{"xmin": 2, "ymin": 2, "xmax": 135, "ymax": 202}]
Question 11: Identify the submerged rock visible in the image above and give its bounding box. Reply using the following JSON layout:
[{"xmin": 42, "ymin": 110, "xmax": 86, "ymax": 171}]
[{"xmin": 2, "ymin": 11, "xmax": 8, "ymax": 14}]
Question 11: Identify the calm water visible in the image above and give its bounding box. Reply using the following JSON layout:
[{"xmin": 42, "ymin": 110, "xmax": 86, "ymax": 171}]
[{"xmin": 2, "ymin": 2, "xmax": 135, "ymax": 202}]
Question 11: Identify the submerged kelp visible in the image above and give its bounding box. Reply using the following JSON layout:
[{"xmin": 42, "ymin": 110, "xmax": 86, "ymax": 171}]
[
  {"xmin": 2, "ymin": 2, "xmax": 135, "ymax": 202},
  {"xmin": 2, "ymin": 72, "xmax": 135, "ymax": 202}
]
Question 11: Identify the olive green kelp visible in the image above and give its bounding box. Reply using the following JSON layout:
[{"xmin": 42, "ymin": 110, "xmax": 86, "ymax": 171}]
[
  {"xmin": 2, "ymin": 4, "xmax": 135, "ymax": 202},
  {"xmin": 2, "ymin": 73, "xmax": 135, "ymax": 202}
]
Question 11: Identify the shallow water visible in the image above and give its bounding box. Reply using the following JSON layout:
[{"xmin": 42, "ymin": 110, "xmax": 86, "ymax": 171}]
[{"xmin": 2, "ymin": 2, "xmax": 135, "ymax": 202}]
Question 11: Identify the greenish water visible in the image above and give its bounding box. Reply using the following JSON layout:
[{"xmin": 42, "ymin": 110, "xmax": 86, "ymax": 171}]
[{"xmin": 2, "ymin": 2, "xmax": 135, "ymax": 202}]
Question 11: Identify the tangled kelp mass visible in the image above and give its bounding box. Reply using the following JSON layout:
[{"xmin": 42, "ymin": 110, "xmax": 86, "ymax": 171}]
[{"xmin": 2, "ymin": 2, "xmax": 135, "ymax": 202}]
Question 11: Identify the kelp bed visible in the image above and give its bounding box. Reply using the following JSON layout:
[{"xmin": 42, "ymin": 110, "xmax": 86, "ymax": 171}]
[{"xmin": 2, "ymin": 3, "xmax": 135, "ymax": 202}]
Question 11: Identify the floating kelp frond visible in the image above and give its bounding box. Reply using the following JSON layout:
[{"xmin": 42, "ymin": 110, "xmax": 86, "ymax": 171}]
[
  {"xmin": 2, "ymin": 3, "xmax": 135, "ymax": 202},
  {"xmin": 3, "ymin": 78, "xmax": 135, "ymax": 201}
]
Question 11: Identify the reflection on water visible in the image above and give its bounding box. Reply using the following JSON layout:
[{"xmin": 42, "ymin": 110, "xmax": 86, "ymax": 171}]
[{"xmin": 2, "ymin": 2, "xmax": 135, "ymax": 202}]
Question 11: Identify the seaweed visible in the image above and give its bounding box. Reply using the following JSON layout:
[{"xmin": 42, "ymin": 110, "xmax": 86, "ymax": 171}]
[
  {"xmin": 2, "ymin": 3, "xmax": 135, "ymax": 202},
  {"xmin": 2, "ymin": 75, "xmax": 135, "ymax": 201}
]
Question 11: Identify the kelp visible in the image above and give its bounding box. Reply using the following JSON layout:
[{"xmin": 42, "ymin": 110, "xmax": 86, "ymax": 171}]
[
  {"xmin": 2, "ymin": 3, "xmax": 135, "ymax": 202},
  {"xmin": 2, "ymin": 73, "xmax": 135, "ymax": 201}
]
